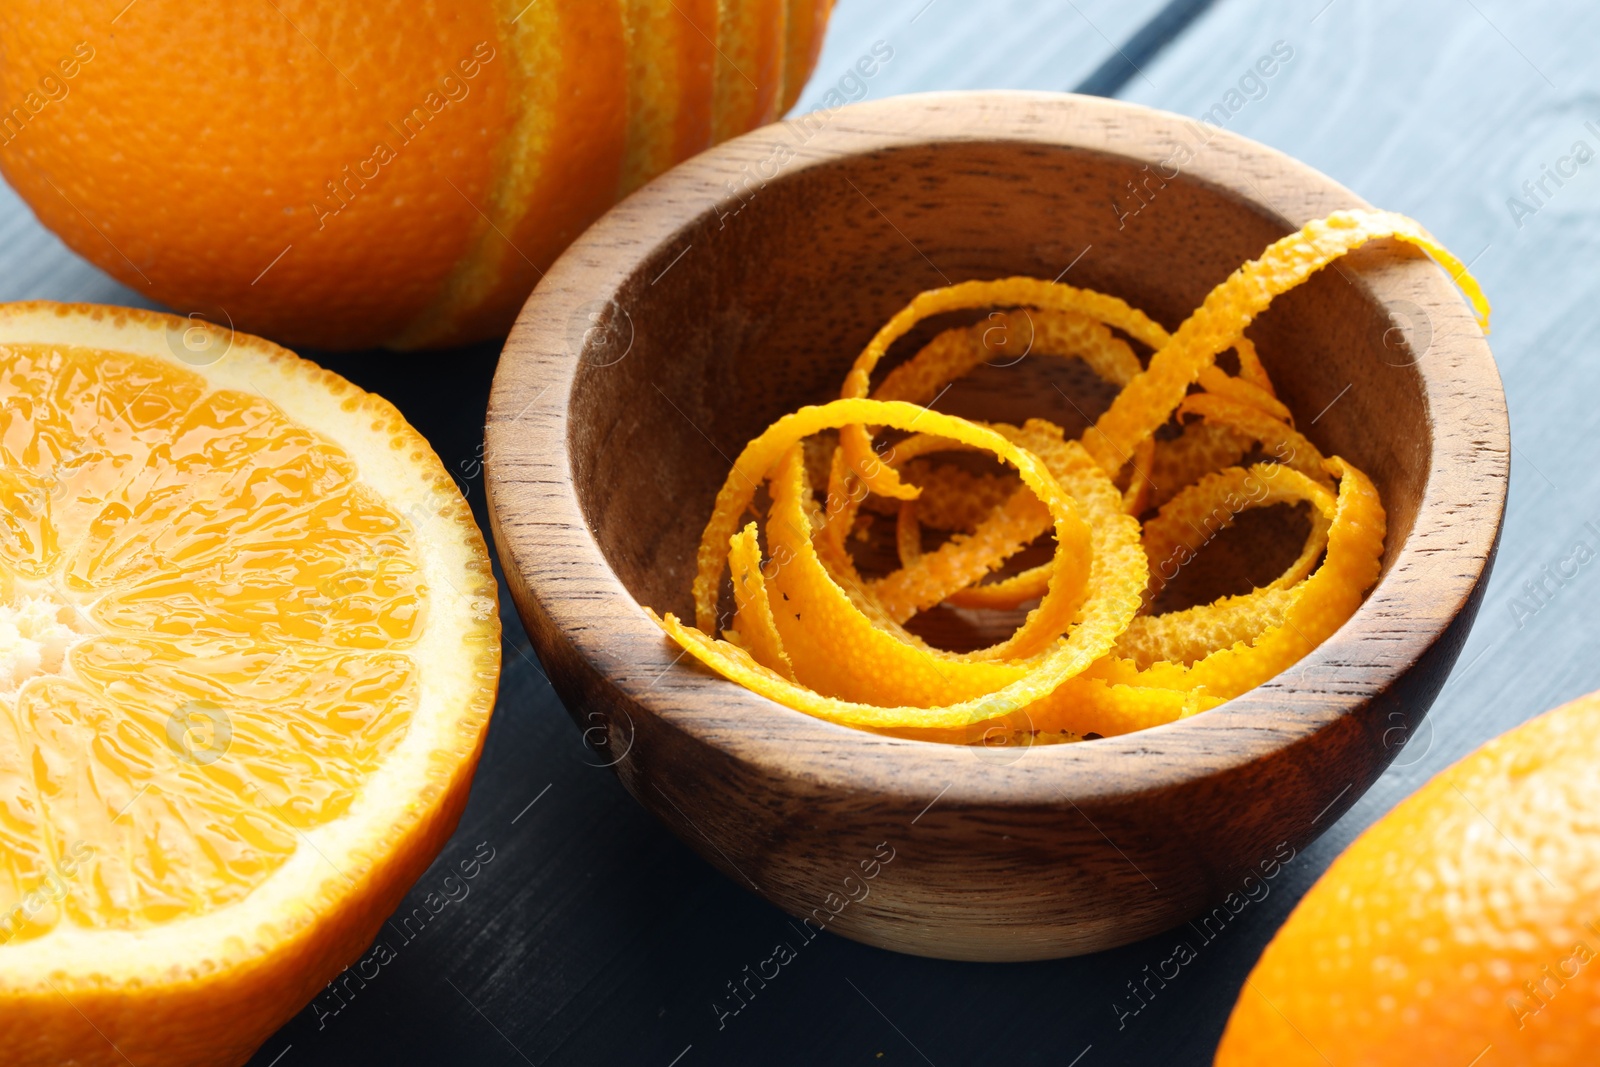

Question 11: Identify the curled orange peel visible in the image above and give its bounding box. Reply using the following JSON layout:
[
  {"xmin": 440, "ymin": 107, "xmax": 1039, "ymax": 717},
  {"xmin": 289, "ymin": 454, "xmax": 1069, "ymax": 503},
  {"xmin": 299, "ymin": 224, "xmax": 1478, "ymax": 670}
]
[
  {"xmin": 891, "ymin": 419, "xmax": 1138, "ymax": 615},
  {"xmin": 1141, "ymin": 464, "xmax": 1334, "ymax": 595},
  {"xmin": 725, "ymin": 522, "xmax": 795, "ymax": 680},
  {"xmin": 836, "ymin": 279, "xmax": 1171, "ymax": 500},
  {"xmin": 1123, "ymin": 464, "xmax": 1337, "ymax": 669},
  {"xmin": 1174, "ymin": 393, "xmax": 1330, "ymax": 485},
  {"xmin": 1196, "ymin": 364, "xmax": 1293, "ymax": 424},
  {"xmin": 656, "ymin": 403, "xmax": 1145, "ymax": 730},
  {"xmin": 893, "ymin": 462, "xmax": 1017, "ymax": 533},
  {"xmin": 847, "ymin": 302, "xmax": 1157, "ymax": 612},
  {"xmin": 759, "ymin": 444, "xmax": 1023, "ymax": 705},
  {"xmin": 1094, "ymin": 456, "xmax": 1384, "ymax": 697},
  {"xmin": 1142, "ymin": 464, "xmax": 1335, "ymax": 601},
  {"xmin": 824, "ymin": 306, "xmax": 1143, "ymax": 555},
  {"xmin": 654, "ymin": 210, "xmax": 1476, "ymax": 743},
  {"xmin": 870, "ymin": 309, "xmax": 1141, "ymax": 409},
  {"xmin": 872, "ymin": 484, "xmax": 1054, "ymax": 624},
  {"xmin": 1120, "ymin": 435, "xmax": 1160, "ymax": 516},
  {"xmin": 688, "ymin": 399, "xmax": 1096, "ymax": 634},
  {"xmin": 1232, "ymin": 336, "xmax": 1275, "ymax": 395},
  {"xmin": 1115, "ymin": 586, "xmax": 1301, "ymax": 670},
  {"xmin": 940, "ymin": 419, "xmax": 1136, "ymax": 612},
  {"xmin": 1084, "ymin": 209, "xmax": 1489, "ymax": 472},
  {"xmin": 770, "ymin": 444, "xmax": 1092, "ymax": 684},
  {"xmin": 1148, "ymin": 420, "xmax": 1252, "ymax": 510}
]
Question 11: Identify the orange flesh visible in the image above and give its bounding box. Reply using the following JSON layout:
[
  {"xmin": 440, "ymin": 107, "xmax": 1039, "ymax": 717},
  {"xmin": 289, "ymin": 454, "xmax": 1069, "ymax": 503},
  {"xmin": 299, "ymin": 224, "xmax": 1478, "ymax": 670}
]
[{"xmin": 0, "ymin": 345, "xmax": 420, "ymax": 935}]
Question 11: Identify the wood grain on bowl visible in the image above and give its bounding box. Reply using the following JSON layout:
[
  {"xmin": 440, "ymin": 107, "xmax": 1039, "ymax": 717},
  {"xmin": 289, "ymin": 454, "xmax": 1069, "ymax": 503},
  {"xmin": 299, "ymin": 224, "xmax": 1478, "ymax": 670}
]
[{"xmin": 484, "ymin": 91, "xmax": 1506, "ymax": 961}]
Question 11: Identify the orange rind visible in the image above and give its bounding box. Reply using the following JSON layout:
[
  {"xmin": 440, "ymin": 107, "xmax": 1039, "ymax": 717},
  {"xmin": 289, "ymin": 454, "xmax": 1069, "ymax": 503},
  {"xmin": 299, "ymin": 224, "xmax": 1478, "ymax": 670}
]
[{"xmin": 652, "ymin": 210, "xmax": 1484, "ymax": 743}]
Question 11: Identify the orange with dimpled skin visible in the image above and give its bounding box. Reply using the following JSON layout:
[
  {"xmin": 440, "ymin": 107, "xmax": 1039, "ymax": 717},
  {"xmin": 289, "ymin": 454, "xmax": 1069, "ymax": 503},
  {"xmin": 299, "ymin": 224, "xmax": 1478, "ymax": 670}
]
[
  {"xmin": 0, "ymin": 0, "xmax": 831, "ymax": 350},
  {"xmin": 1216, "ymin": 690, "xmax": 1600, "ymax": 1066}
]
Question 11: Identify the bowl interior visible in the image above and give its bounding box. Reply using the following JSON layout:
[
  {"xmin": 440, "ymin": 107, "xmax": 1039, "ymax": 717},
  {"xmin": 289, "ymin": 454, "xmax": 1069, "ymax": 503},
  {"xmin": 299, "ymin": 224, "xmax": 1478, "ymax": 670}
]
[{"xmin": 567, "ymin": 138, "xmax": 1428, "ymax": 634}]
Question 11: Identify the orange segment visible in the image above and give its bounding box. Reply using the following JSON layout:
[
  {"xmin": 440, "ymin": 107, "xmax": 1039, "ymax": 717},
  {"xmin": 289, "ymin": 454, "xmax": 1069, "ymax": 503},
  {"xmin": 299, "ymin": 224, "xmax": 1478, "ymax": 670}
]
[{"xmin": 0, "ymin": 303, "xmax": 499, "ymax": 1067}]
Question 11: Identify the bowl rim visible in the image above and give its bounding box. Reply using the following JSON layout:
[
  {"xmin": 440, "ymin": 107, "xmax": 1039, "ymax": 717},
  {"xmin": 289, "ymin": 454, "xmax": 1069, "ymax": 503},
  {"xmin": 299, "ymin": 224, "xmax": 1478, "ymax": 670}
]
[{"xmin": 486, "ymin": 89, "xmax": 1508, "ymax": 810}]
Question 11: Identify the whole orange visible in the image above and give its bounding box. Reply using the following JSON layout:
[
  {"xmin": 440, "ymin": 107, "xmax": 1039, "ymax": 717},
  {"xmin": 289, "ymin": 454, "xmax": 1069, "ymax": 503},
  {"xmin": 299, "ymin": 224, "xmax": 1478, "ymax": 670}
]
[
  {"xmin": 0, "ymin": 0, "xmax": 830, "ymax": 349},
  {"xmin": 1216, "ymin": 691, "xmax": 1600, "ymax": 1066}
]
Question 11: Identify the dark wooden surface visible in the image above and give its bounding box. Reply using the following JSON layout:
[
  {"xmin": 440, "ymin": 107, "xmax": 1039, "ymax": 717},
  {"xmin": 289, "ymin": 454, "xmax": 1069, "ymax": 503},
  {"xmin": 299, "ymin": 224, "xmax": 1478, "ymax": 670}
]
[{"xmin": 0, "ymin": 0, "xmax": 1587, "ymax": 1063}]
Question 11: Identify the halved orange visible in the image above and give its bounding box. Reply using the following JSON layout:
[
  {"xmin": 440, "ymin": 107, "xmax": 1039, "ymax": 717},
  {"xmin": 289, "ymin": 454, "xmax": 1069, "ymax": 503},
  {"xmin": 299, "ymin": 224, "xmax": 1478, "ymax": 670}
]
[{"xmin": 0, "ymin": 303, "xmax": 500, "ymax": 1066}]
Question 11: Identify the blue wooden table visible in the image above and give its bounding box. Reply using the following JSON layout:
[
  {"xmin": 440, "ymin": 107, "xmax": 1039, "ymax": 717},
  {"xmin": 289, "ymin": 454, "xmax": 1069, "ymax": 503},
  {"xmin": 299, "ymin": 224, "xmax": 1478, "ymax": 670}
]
[{"xmin": 3, "ymin": 1, "xmax": 1591, "ymax": 1063}]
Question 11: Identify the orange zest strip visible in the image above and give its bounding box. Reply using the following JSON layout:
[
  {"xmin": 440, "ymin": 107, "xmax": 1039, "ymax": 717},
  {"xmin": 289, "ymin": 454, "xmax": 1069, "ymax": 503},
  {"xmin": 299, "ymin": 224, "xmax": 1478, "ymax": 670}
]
[
  {"xmin": 1024, "ymin": 675, "xmax": 1226, "ymax": 737},
  {"xmin": 821, "ymin": 429, "xmax": 982, "ymax": 559},
  {"xmin": 1175, "ymin": 393, "xmax": 1331, "ymax": 485},
  {"xmin": 759, "ymin": 444, "xmax": 1026, "ymax": 706},
  {"xmin": 824, "ymin": 306, "xmax": 1143, "ymax": 551},
  {"xmin": 836, "ymin": 278, "xmax": 1173, "ymax": 500},
  {"xmin": 895, "ymin": 462, "xmax": 1017, "ymax": 532},
  {"xmin": 871, "ymin": 486, "xmax": 1053, "ymax": 623},
  {"xmin": 1121, "ymin": 435, "xmax": 1159, "ymax": 515},
  {"xmin": 690, "ymin": 398, "xmax": 1080, "ymax": 627},
  {"xmin": 1084, "ymin": 209, "xmax": 1490, "ymax": 472},
  {"xmin": 658, "ymin": 406, "xmax": 1146, "ymax": 729},
  {"xmin": 946, "ymin": 418, "xmax": 1139, "ymax": 613},
  {"xmin": 1196, "ymin": 364, "xmax": 1294, "ymax": 423},
  {"xmin": 869, "ymin": 308, "xmax": 1139, "ymax": 407},
  {"xmin": 655, "ymin": 209, "xmax": 1476, "ymax": 745},
  {"xmin": 725, "ymin": 522, "xmax": 795, "ymax": 680},
  {"xmin": 1095, "ymin": 456, "xmax": 1384, "ymax": 697},
  {"xmin": 1232, "ymin": 336, "xmax": 1276, "ymax": 395},
  {"xmin": 1147, "ymin": 421, "xmax": 1251, "ymax": 510},
  {"xmin": 1115, "ymin": 585, "xmax": 1300, "ymax": 669},
  {"xmin": 1141, "ymin": 463, "xmax": 1336, "ymax": 600},
  {"xmin": 895, "ymin": 499, "xmax": 923, "ymax": 569},
  {"xmin": 882, "ymin": 676, "xmax": 1223, "ymax": 743},
  {"xmin": 760, "ymin": 442, "xmax": 1105, "ymax": 691},
  {"xmin": 1109, "ymin": 458, "xmax": 1339, "ymax": 673}
]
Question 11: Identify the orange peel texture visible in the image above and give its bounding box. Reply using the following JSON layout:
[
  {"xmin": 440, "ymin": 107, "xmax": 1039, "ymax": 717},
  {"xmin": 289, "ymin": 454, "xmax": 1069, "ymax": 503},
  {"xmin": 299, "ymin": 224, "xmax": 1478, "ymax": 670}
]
[{"xmin": 650, "ymin": 209, "xmax": 1486, "ymax": 743}]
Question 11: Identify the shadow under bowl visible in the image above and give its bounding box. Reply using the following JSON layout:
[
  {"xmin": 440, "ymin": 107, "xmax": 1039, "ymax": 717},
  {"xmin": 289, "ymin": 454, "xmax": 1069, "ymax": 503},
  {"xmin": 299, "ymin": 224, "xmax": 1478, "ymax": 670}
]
[{"xmin": 485, "ymin": 91, "xmax": 1507, "ymax": 961}]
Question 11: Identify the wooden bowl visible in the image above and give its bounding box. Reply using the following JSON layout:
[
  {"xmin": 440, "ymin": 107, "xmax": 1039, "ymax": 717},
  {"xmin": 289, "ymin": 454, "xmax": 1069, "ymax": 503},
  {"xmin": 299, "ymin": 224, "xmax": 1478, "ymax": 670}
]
[{"xmin": 485, "ymin": 91, "xmax": 1506, "ymax": 961}]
